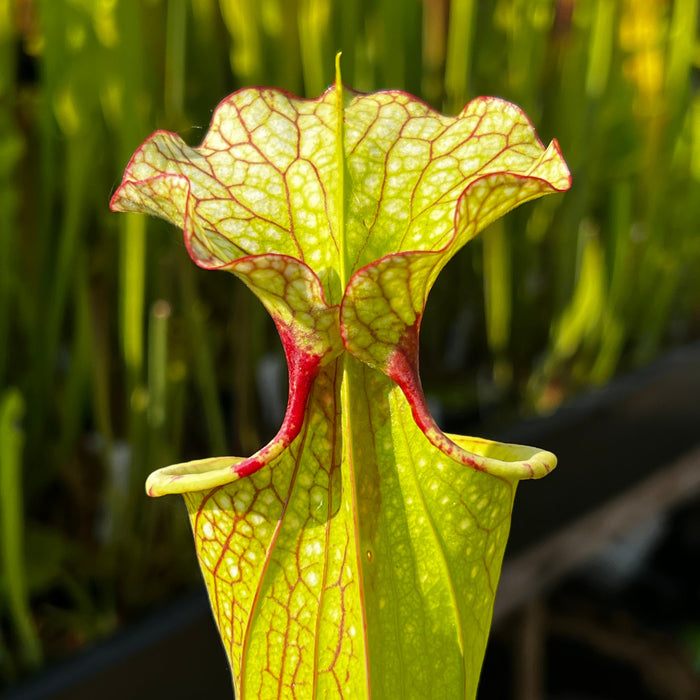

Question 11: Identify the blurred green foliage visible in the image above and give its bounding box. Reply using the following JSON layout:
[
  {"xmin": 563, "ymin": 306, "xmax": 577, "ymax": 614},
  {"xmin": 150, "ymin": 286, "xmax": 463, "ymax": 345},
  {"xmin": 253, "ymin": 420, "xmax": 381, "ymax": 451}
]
[{"xmin": 0, "ymin": 0, "xmax": 699, "ymax": 686}]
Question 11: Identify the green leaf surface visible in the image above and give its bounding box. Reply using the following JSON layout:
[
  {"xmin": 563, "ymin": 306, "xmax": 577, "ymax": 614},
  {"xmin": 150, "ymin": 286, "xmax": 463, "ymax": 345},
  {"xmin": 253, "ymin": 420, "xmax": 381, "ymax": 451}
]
[{"xmin": 111, "ymin": 60, "xmax": 570, "ymax": 699}]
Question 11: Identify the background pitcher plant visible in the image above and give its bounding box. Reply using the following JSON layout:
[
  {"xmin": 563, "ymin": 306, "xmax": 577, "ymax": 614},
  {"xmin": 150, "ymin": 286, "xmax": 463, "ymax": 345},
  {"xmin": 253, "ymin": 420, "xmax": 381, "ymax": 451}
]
[{"xmin": 110, "ymin": 58, "xmax": 571, "ymax": 700}]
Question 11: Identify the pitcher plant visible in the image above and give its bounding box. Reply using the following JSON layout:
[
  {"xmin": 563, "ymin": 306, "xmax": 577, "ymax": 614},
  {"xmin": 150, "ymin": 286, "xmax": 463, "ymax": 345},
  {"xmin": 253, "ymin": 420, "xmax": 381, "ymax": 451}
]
[{"xmin": 110, "ymin": 57, "xmax": 570, "ymax": 699}]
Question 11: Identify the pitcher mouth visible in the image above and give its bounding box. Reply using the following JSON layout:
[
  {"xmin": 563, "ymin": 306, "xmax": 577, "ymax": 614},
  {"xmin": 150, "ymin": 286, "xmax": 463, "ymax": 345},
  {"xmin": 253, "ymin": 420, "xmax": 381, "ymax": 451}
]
[{"xmin": 145, "ymin": 432, "xmax": 555, "ymax": 498}]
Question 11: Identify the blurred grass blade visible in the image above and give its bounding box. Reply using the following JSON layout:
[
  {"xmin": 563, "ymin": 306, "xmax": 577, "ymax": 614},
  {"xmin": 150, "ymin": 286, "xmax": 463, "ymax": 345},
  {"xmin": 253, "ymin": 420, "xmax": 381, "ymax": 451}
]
[
  {"xmin": 0, "ymin": 0, "xmax": 11, "ymax": 96},
  {"xmin": 337, "ymin": 0, "xmax": 360, "ymax": 87},
  {"xmin": 552, "ymin": 224, "xmax": 605, "ymax": 360},
  {"xmin": 585, "ymin": 0, "xmax": 615, "ymax": 100},
  {"xmin": 0, "ymin": 0, "xmax": 21, "ymax": 386},
  {"xmin": 483, "ymin": 220, "xmax": 512, "ymax": 387},
  {"xmin": 298, "ymin": 0, "xmax": 331, "ymax": 96},
  {"xmin": 444, "ymin": 0, "xmax": 476, "ymax": 111},
  {"xmin": 692, "ymin": 95, "xmax": 700, "ymax": 181},
  {"xmin": 115, "ymin": 0, "xmax": 150, "ymax": 385},
  {"xmin": 219, "ymin": 0, "xmax": 262, "ymax": 84},
  {"xmin": 0, "ymin": 390, "xmax": 43, "ymax": 669},
  {"xmin": 120, "ymin": 214, "xmax": 146, "ymax": 379},
  {"xmin": 665, "ymin": 0, "xmax": 698, "ymax": 103},
  {"xmin": 165, "ymin": 0, "xmax": 187, "ymax": 120},
  {"xmin": 422, "ymin": 0, "xmax": 448, "ymax": 105},
  {"xmin": 377, "ymin": 0, "xmax": 408, "ymax": 88},
  {"xmin": 148, "ymin": 300, "xmax": 171, "ymax": 430}
]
